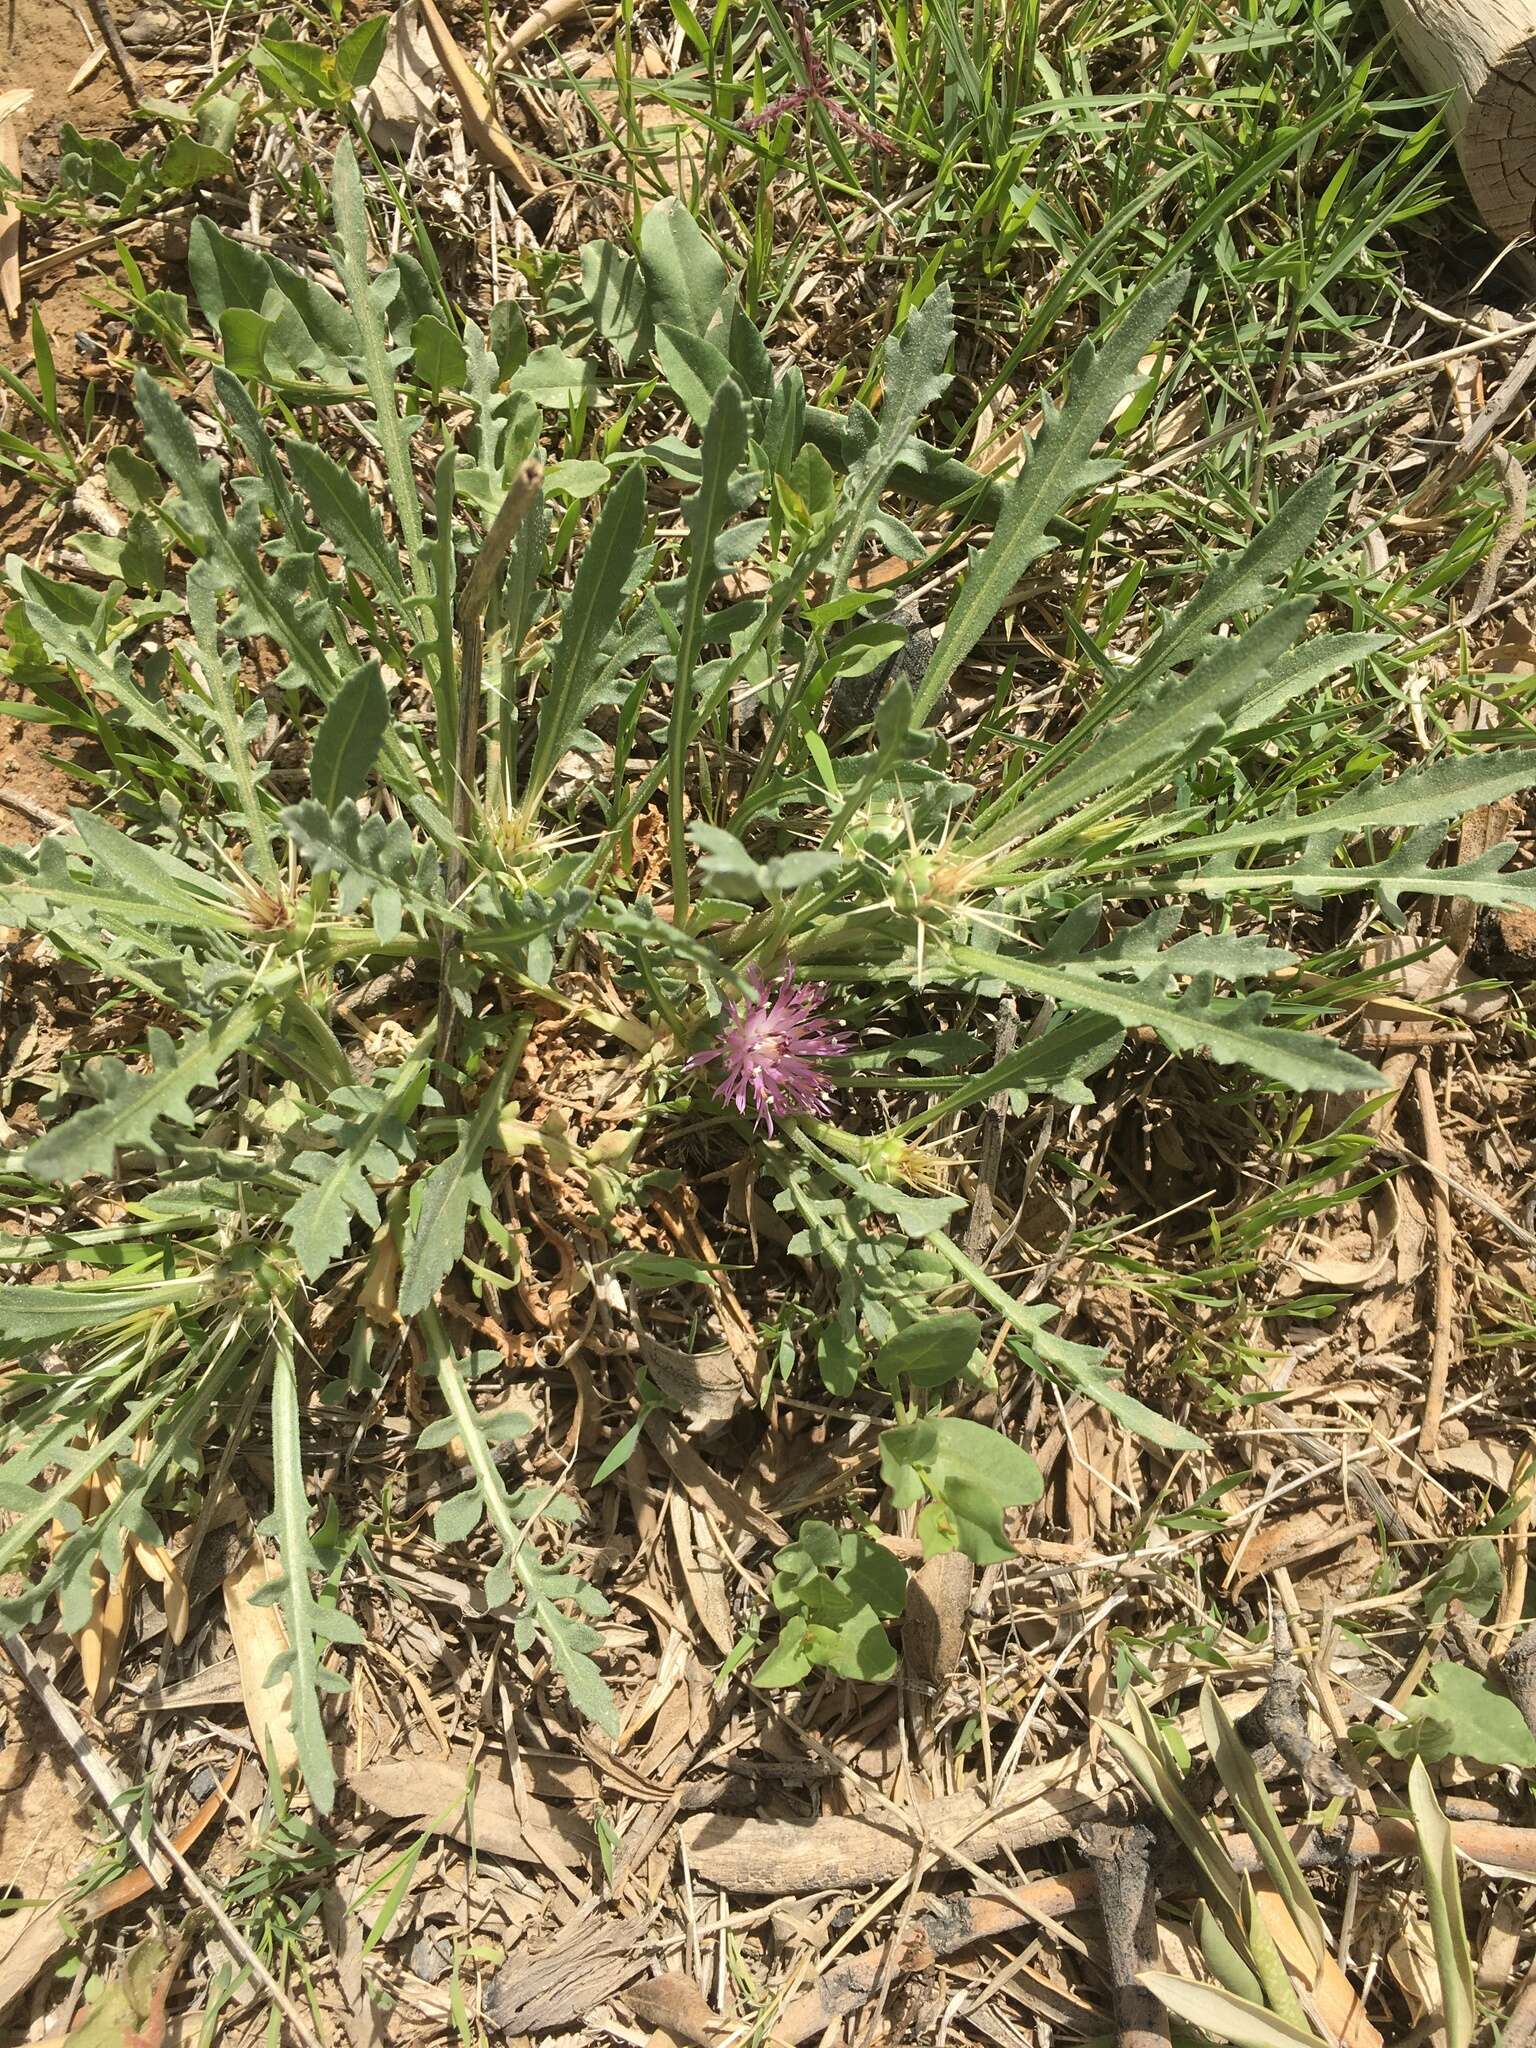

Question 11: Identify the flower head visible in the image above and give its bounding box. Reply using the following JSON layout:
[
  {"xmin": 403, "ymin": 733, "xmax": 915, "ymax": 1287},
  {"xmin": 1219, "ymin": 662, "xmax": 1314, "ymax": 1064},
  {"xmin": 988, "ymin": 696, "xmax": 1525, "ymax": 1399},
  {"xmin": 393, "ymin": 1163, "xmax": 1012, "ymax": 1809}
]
[{"xmin": 686, "ymin": 967, "xmax": 852, "ymax": 1134}]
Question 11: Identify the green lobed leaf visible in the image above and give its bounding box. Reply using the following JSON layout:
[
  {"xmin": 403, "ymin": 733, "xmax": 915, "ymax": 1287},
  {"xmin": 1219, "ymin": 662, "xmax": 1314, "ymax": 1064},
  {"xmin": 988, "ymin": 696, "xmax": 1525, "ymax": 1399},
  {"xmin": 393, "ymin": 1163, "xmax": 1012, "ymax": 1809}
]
[
  {"xmin": 397, "ymin": 1069, "xmax": 508, "ymax": 1318},
  {"xmin": 283, "ymin": 1057, "xmax": 428, "ymax": 1279},
  {"xmin": 8, "ymin": 556, "xmax": 207, "ymax": 771},
  {"xmin": 284, "ymin": 798, "xmax": 454, "ymax": 940},
  {"xmin": 24, "ymin": 986, "xmax": 286, "ymax": 1183},
  {"xmin": 942, "ymin": 940, "xmax": 1380, "ymax": 1096},
  {"xmin": 423, "ymin": 1314, "xmax": 619, "ymax": 1736}
]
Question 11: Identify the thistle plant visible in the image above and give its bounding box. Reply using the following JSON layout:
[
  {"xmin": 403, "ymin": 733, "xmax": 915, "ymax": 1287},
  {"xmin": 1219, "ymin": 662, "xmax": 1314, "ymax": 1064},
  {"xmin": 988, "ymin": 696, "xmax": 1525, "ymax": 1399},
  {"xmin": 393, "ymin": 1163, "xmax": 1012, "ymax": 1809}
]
[{"xmin": 2, "ymin": 147, "xmax": 1535, "ymax": 1813}]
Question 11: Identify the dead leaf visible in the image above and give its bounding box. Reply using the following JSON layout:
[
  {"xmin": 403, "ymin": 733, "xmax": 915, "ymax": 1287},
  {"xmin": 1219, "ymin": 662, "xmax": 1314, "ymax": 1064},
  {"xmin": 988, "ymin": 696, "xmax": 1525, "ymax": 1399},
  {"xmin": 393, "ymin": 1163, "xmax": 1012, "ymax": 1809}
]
[
  {"xmin": 1252, "ymin": 1882, "xmax": 1382, "ymax": 2048},
  {"xmin": 223, "ymin": 1537, "xmax": 300, "ymax": 1789},
  {"xmin": 68, "ymin": 44, "xmax": 109, "ymax": 92},
  {"xmin": 1430, "ymin": 1438, "xmax": 1524, "ymax": 1490},
  {"xmin": 645, "ymin": 1416, "xmax": 789, "ymax": 1548},
  {"xmin": 1223, "ymin": 1508, "xmax": 1376, "ymax": 1590},
  {"xmin": 0, "ymin": 90, "xmax": 31, "ymax": 323},
  {"xmin": 354, "ymin": 0, "xmax": 440, "ymax": 152},
  {"xmin": 903, "ymin": 1551, "xmax": 972, "ymax": 1692},
  {"xmin": 416, "ymin": 0, "xmax": 539, "ymax": 190},
  {"xmin": 81, "ymin": 1548, "xmax": 136, "ymax": 1710},
  {"xmin": 0, "ymin": 1901, "xmax": 73, "ymax": 2026},
  {"xmin": 624, "ymin": 1975, "xmax": 733, "ymax": 2047},
  {"xmin": 347, "ymin": 1753, "xmax": 592, "ymax": 1886},
  {"xmin": 359, "ymin": 1217, "xmax": 401, "ymax": 1325},
  {"xmin": 667, "ymin": 1492, "xmax": 734, "ymax": 1657},
  {"xmin": 1383, "ymin": 1910, "xmax": 1440, "ymax": 2026},
  {"xmin": 1288, "ymin": 1185, "xmax": 1400, "ymax": 1290}
]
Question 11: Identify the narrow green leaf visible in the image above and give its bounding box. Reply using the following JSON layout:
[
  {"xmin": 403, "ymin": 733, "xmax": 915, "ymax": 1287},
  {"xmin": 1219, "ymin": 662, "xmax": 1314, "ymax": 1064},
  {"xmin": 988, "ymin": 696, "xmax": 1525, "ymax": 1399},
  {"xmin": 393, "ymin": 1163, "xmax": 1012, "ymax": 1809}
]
[
  {"xmin": 262, "ymin": 1326, "xmax": 364, "ymax": 1813},
  {"xmin": 1200, "ymin": 1682, "xmax": 1326, "ymax": 1967},
  {"xmin": 1132, "ymin": 470, "xmax": 1338, "ymax": 685},
  {"xmin": 423, "ymin": 1311, "xmax": 619, "ymax": 1737},
  {"xmin": 1136, "ymin": 1972, "xmax": 1326, "ymax": 2048},
  {"xmin": 914, "ymin": 271, "xmax": 1188, "ymax": 719},
  {"xmin": 1174, "ymin": 751, "xmax": 1536, "ymax": 861},
  {"xmin": 521, "ymin": 463, "xmax": 646, "ymax": 815},
  {"xmin": 1104, "ymin": 1695, "xmax": 1243, "ymax": 1921},
  {"xmin": 329, "ymin": 139, "xmax": 426, "ymax": 580},
  {"xmin": 668, "ymin": 377, "xmax": 750, "ymax": 922},
  {"xmin": 829, "ymin": 285, "xmax": 955, "ymax": 584},
  {"xmin": 1408, "ymin": 1757, "xmax": 1476, "ymax": 2048},
  {"xmin": 1005, "ymin": 599, "xmax": 1315, "ymax": 843},
  {"xmin": 187, "ymin": 567, "xmax": 280, "ymax": 887},
  {"xmin": 0, "ymin": 1279, "xmax": 200, "ymax": 1354},
  {"xmin": 934, "ymin": 1235, "xmax": 1208, "ymax": 1452}
]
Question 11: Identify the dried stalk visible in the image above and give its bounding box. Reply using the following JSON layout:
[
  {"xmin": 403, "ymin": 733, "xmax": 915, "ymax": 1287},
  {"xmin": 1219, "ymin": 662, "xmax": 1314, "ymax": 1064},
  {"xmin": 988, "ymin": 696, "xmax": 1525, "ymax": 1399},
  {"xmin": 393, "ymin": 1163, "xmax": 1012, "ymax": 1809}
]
[{"xmin": 1076, "ymin": 1816, "xmax": 1170, "ymax": 2048}]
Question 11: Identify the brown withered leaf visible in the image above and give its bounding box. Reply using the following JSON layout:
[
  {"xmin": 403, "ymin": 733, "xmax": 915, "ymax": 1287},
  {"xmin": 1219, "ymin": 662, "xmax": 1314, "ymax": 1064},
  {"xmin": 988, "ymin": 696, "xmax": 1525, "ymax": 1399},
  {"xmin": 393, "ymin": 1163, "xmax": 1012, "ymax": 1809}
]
[
  {"xmin": 223, "ymin": 1537, "xmax": 301, "ymax": 1789},
  {"xmin": 347, "ymin": 1752, "xmax": 592, "ymax": 1888}
]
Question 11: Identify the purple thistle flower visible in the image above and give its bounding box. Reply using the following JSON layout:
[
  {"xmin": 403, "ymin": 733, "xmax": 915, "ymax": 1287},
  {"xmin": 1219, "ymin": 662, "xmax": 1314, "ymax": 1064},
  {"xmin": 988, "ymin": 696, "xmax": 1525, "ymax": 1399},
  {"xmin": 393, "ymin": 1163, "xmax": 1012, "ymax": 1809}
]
[{"xmin": 686, "ymin": 967, "xmax": 853, "ymax": 1134}]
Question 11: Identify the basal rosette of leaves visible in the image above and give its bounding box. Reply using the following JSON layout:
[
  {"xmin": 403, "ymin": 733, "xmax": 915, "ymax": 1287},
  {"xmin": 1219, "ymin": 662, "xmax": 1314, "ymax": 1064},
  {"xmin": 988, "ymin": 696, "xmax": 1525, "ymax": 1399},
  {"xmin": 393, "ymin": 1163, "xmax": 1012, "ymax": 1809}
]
[{"xmin": 3, "ymin": 149, "xmax": 1536, "ymax": 1808}]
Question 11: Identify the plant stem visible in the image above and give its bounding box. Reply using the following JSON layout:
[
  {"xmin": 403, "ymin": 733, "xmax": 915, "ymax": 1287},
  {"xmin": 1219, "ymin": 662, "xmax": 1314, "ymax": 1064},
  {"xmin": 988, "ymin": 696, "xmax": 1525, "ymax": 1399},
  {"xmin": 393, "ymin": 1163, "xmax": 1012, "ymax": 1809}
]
[{"xmin": 435, "ymin": 458, "xmax": 543, "ymax": 1074}]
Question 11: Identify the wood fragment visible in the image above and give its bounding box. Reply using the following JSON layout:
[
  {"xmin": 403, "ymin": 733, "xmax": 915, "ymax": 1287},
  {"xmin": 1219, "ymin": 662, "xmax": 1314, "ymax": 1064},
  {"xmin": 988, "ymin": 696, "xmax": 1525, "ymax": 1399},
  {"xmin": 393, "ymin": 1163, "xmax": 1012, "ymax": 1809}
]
[
  {"xmin": 1500, "ymin": 1631, "xmax": 1536, "ymax": 1745},
  {"xmin": 482, "ymin": 1915, "xmax": 652, "ymax": 2034},
  {"xmin": 1412, "ymin": 1063, "xmax": 1456, "ymax": 1457},
  {"xmin": 1381, "ymin": 0, "xmax": 1536, "ymax": 240},
  {"xmin": 1076, "ymin": 1817, "xmax": 1169, "ymax": 2048},
  {"xmin": 416, "ymin": 0, "xmax": 541, "ymax": 192},
  {"xmin": 500, "ymin": 0, "xmax": 587, "ymax": 58},
  {"xmin": 1490, "ymin": 1450, "xmax": 1534, "ymax": 1658},
  {"xmin": 83, "ymin": 0, "xmax": 139, "ymax": 98}
]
